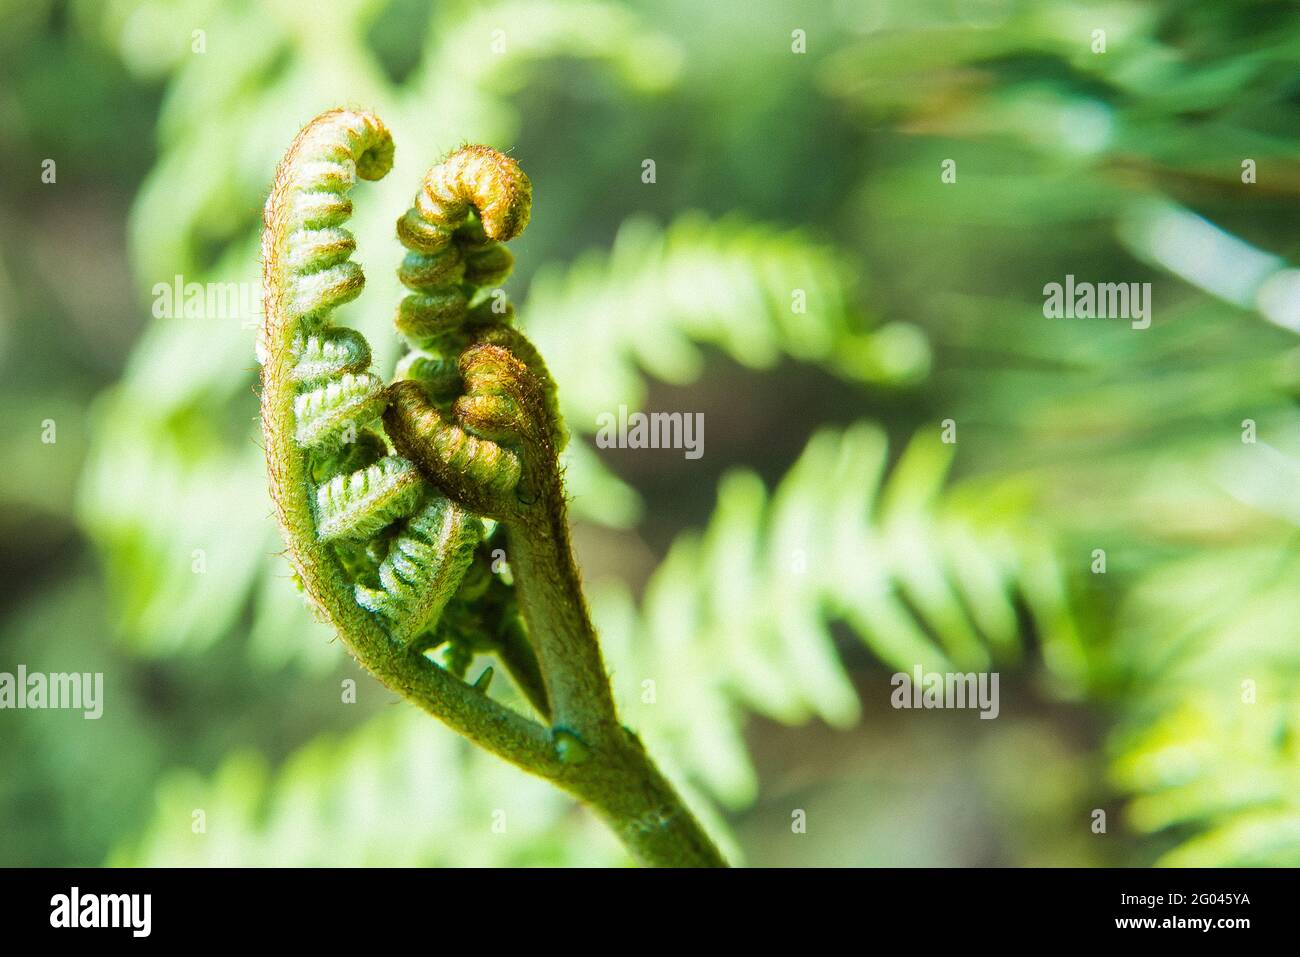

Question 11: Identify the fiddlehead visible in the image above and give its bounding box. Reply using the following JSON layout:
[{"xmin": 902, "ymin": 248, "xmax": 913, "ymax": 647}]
[
  {"xmin": 258, "ymin": 110, "xmax": 560, "ymax": 786},
  {"xmin": 260, "ymin": 112, "xmax": 725, "ymax": 867},
  {"xmin": 391, "ymin": 146, "xmax": 529, "ymax": 354},
  {"xmin": 397, "ymin": 144, "xmax": 532, "ymax": 253},
  {"xmin": 385, "ymin": 146, "xmax": 567, "ymax": 520},
  {"xmin": 260, "ymin": 108, "xmax": 485, "ymax": 647},
  {"xmin": 381, "ymin": 147, "xmax": 625, "ymax": 761}
]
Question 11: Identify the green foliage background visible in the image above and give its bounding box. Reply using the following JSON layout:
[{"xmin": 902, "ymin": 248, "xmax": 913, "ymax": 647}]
[{"xmin": 2, "ymin": 0, "xmax": 1298, "ymax": 866}]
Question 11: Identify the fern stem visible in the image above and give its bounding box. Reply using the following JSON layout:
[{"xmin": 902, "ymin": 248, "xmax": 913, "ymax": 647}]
[
  {"xmin": 507, "ymin": 493, "xmax": 618, "ymax": 745},
  {"xmin": 557, "ymin": 732, "xmax": 729, "ymax": 868},
  {"xmin": 506, "ymin": 477, "xmax": 727, "ymax": 867}
]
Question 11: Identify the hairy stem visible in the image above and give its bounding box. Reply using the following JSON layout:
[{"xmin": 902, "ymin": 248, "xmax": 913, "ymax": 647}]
[
  {"xmin": 508, "ymin": 471, "xmax": 726, "ymax": 866},
  {"xmin": 557, "ymin": 731, "xmax": 728, "ymax": 868},
  {"xmin": 511, "ymin": 541, "xmax": 727, "ymax": 865},
  {"xmin": 507, "ymin": 489, "xmax": 619, "ymax": 746}
]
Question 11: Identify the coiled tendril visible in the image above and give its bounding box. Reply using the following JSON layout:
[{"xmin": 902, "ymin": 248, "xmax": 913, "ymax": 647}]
[
  {"xmin": 259, "ymin": 109, "xmax": 483, "ymax": 650},
  {"xmin": 385, "ymin": 145, "xmax": 566, "ymax": 521}
]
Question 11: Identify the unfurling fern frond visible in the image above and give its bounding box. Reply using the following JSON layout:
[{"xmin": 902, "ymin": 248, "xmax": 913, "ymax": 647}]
[
  {"xmin": 259, "ymin": 109, "xmax": 488, "ymax": 652},
  {"xmin": 392, "ymin": 145, "xmax": 531, "ymax": 354},
  {"xmin": 81, "ymin": 0, "xmax": 686, "ymax": 671},
  {"xmin": 397, "ymin": 145, "xmax": 532, "ymax": 251},
  {"xmin": 313, "ymin": 456, "xmax": 424, "ymax": 542},
  {"xmin": 383, "ymin": 145, "xmax": 565, "ymax": 518},
  {"xmin": 388, "ymin": 144, "xmax": 567, "ymax": 454},
  {"xmin": 258, "ymin": 109, "xmax": 389, "ymax": 350},
  {"xmin": 355, "ymin": 498, "xmax": 484, "ymax": 645},
  {"xmin": 599, "ymin": 422, "xmax": 1081, "ymax": 806},
  {"xmin": 259, "ymin": 111, "xmax": 726, "ymax": 868}
]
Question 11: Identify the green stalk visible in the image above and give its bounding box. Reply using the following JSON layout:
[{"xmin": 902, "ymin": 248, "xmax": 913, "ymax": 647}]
[{"xmin": 506, "ymin": 481, "xmax": 727, "ymax": 867}]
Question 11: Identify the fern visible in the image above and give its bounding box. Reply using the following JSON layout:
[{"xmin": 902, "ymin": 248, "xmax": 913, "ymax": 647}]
[
  {"xmin": 313, "ymin": 455, "xmax": 424, "ymax": 543},
  {"xmin": 353, "ymin": 498, "xmax": 483, "ymax": 644},
  {"xmin": 258, "ymin": 109, "xmax": 485, "ymax": 664},
  {"xmin": 380, "ymin": 146, "xmax": 554, "ymax": 522},
  {"xmin": 521, "ymin": 214, "xmax": 932, "ymax": 427},
  {"xmin": 258, "ymin": 109, "xmax": 725, "ymax": 867},
  {"xmin": 1109, "ymin": 546, "xmax": 1300, "ymax": 866},
  {"xmin": 111, "ymin": 710, "xmax": 624, "ymax": 868},
  {"xmin": 79, "ymin": 0, "xmax": 683, "ymax": 666},
  {"xmin": 597, "ymin": 421, "xmax": 1080, "ymax": 807}
]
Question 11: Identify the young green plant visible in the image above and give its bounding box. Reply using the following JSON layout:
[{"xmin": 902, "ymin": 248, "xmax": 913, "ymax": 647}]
[{"xmin": 258, "ymin": 108, "xmax": 725, "ymax": 868}]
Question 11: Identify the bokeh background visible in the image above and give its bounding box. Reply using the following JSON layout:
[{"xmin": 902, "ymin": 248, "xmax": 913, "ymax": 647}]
[{"xmin": 2, "ymin": 0, "xmax": 1299, "ymax": 867}]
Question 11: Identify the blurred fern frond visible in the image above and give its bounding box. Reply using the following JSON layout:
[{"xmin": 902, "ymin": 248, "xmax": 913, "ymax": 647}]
[
  {"xmin": 1109, "ymin": 545, "xmax": 1300, "ymax": 866},
  {"xmin": 597, "ymin": 421, "xmax": 1082, "ymax": 807},
  {"xmin": 522, "ymin": 214, "xmax": 931, "ymax": 429},
  {"xmin": 1115, "ymin": 697, "xmax": 1300, "ymax": 867},
  {"xmin": 113, "ymin": 708, "xmax": 623, "ymax": 867}
]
